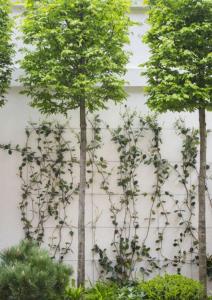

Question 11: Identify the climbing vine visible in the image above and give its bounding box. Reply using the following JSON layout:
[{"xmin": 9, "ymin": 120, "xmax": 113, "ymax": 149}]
[
  {"xmin": 2, "ymin": 122, "xmax": 78, "ymax": 261},
  {"xmin": 171, "ymin": 120, "xmax": 199, "ymax": 270},
  {"xmin": 90, "ymin": 111, "xmax": 202, "ymax": 282},
  {"xmin": 1, "ymin": 108, "xmax": 208, "ymax": 283},
  {"xmin": 92, "ymin": 110, "xmax": 154, "ymax": 284},
  {"xmin": 141, "ymin": 115, "xmax": 172, "ymax": 273}
]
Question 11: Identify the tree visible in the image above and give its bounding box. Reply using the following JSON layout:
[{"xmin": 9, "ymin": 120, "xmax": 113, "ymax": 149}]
[
  {"xmin": 0, "ymin": 0, "xmax": 13, "ymax": 106},
  {"xmin": 143, "ymin": 0, "xmax": 212, "ymax": 296},
  {"xmin": 21, "ymin": 0, "xmax": 132, "ymax": 286}
]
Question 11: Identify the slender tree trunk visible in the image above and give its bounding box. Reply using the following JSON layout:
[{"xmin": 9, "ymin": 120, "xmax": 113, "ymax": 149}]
[
  {"xmin": 77, "ymin": 99, "xmax": 86, "ymax": 287},
  {"xmin": 198, "ymin": 108, "xmax": 207, "ymax": 298}
]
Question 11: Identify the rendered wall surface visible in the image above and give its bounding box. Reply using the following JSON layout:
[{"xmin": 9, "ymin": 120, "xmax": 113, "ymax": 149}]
[{"xmin": 1, "ymin": 3, "xmax": 212, "ymax": 286}]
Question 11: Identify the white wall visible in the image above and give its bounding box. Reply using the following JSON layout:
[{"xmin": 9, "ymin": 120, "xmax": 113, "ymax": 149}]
[{"xmin": 1, "ymin": 3, "xmax": 212, "ymax": 287}]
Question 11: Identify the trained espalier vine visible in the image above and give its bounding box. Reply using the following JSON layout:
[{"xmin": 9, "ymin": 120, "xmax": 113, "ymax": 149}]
[
  {"xmin": 2, "ymin": 109, "xmax": 211, "ymax": 284},
  {"xmin": 90, "ymin": 110, "xmax": 205, "ymax": 282},
  {"xmin": 172, "ymin": 120, "xmax": 199, "ymax": 268},
  {"xmin": 2, "ymin": 122, "xmax": 79, "ymax": 261},
  {"xmin": 92, "ymin": 110, "xmax": 155, "ymax": 284}
]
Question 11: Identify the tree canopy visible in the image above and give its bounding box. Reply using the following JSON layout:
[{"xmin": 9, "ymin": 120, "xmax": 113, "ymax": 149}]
[
  {"xmin": 21, "ymin": 0, "xmax": 132, "ymax": 114},
  {"xmin": 0, "ymin": 0, "xmax": 14, "ymax": 106},
  {"xmin": 143, "ymin": 0, "xmax": 212, "ymax": 112}
]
